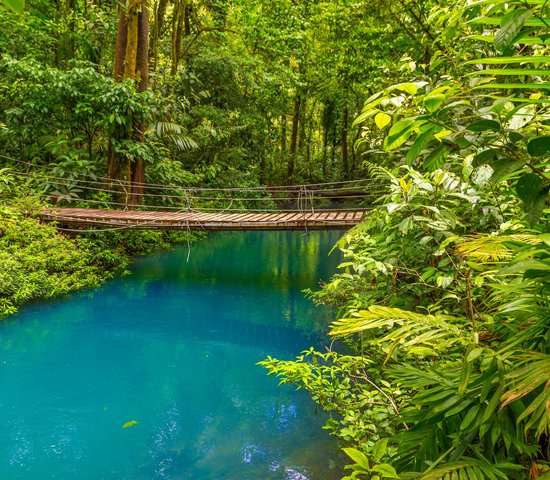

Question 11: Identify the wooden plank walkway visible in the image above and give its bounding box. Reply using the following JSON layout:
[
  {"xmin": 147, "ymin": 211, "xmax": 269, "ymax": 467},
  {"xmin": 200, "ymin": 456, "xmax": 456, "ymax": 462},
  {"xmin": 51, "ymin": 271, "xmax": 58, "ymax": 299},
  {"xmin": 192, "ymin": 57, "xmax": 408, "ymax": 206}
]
[{"xmin": 41, "ymin": 208, "xmax": 365, "ymax": 231}]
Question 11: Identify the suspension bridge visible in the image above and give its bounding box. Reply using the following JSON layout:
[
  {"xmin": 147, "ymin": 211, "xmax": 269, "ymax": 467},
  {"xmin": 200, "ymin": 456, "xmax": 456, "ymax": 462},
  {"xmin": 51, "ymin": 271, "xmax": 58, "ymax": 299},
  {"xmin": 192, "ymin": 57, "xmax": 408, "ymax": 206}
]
[{"xmin": 3, "ymin": 156, "xmax": 385, "ymax": 232}]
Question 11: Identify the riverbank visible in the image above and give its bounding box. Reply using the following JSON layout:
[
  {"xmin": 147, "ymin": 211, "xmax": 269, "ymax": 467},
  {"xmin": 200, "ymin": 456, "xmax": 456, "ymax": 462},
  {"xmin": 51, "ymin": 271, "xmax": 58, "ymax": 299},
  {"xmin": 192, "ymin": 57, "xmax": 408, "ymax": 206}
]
[{"xmin": 0, "ymin": 189, "xmax": 204, "ymax": 318}]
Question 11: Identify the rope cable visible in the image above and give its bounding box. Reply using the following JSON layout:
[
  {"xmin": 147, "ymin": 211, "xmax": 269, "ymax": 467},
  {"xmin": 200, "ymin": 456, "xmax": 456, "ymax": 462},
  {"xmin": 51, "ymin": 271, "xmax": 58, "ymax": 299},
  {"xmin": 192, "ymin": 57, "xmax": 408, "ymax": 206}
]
[{"xmin": 0, "ymin": 153, "xmax": 383, "ymax": 192}]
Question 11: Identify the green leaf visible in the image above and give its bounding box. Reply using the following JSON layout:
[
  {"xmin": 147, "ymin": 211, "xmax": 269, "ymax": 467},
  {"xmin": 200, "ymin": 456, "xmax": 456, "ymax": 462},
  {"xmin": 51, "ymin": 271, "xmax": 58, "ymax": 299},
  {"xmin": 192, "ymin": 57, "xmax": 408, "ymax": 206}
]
[
  {"xmin": 466, "ymin": 119, "xmax": 501, "ymax": 132},
  {"xmin": 423, "ymin": 94, "xmax": 446, "ymax": 113},
  {"xmin": 395, "ymin": 82, "xmax": 418, "ymax": 95},
  {"xmin": 375, "ymin": 112, "xmax": 392, "ymax": 130},
  {"xmin": 424, "ymin": 144, "xmax": 450, "ymax": 171},
  {"xmin": 406, "ymin": 126, "xmax": 437, "ymax": 164},
  {"xmin": 383, "ymin": 118, "xmax": 417, "ymax": 151},
  {"xmin": 343, "ymin": 448, "xmax": 371, "ymax": 470},
  {"xmin": 373, "ymin": 463, "xmax": 399, "ymax": 478},
  {"xmin": 527, "ymin": 136, "xmax": 550, "ymax": 157},
  {"xmin": 470, "ymin": 68, "xmax": 550, "ymax": 76},
  {"xmin": 473, "ymin": 83, "xmax": 550, "ymax": 90},
  {"xmin": 494, "ymin": 10, "xmax": 533, "ymax": 51},
  {"xmin": 3, "ymin": 0, "xmax": 24, "ymax": 12},
  {"xmin": 460, "ymin": 405, "xmax": 481, "ymax": 432},
  {"xmin": 372, "ymin": 438, "xmax": 389, "ymax": 462},
  {"xmin": 354, "ymin": 108, "xmax": 379, "ymax": 126},
  {"xmin": 464, "ymin": 55, "xmax": 550, "ymax": 65},
  {"xmin": 516, "ymin": 173, "xmax": 544, "ymax": 203}
]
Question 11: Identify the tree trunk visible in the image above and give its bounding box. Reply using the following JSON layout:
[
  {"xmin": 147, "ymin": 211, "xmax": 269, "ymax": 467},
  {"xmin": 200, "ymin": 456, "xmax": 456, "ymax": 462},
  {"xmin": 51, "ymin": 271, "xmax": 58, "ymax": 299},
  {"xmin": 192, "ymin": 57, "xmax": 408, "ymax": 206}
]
[
  {"xmin": 123, "ymin": 0, "xmax": 139, "ymax": 79},
  {"xmin": 171, "ymin": 0, "xmax": 186, "ymax": 75},
  {"xmin": 128, "ymin": 0, "xmax": 149, "ymax": 206},
  {"xmin": 149, "ymin": 0, "xmax": 168, "ymax": 72},
  {"xmin": 281, "ymin": 115, "xmax": 287, "ymax": 153},
  {"xmin": 341, "ymin": 100, "xmax": 349, "ymax": 179},
  {"xmin": 114, "ymin": 1, "xmax": 128, "ymax": 82},
  {"xmin": 110, "ymin": 0, "xmax": 149, "ymax": 206},
  {"xmin": 288, "ymin": 95, "xmax": 301, "ymax": 184}
]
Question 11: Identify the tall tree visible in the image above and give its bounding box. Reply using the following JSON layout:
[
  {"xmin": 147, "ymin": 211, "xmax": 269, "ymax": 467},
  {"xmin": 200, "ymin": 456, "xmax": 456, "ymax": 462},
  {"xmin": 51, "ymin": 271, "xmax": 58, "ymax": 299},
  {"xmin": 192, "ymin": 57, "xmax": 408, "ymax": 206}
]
[{"xmin": 109, "ymin": 0, "xmax": 149, "ymax": 205}]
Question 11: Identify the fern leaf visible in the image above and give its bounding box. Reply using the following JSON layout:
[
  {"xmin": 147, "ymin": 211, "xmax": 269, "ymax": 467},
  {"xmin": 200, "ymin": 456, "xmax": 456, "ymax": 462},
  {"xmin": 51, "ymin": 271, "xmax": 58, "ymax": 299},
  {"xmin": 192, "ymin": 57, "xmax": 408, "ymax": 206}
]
[
  {"xmin": 329, "ymin": 306, "xmax": 469, "ymax": 358},
  {"xmin": 455, "ymin": 234, "xmax": 542, "ymax": 261}
]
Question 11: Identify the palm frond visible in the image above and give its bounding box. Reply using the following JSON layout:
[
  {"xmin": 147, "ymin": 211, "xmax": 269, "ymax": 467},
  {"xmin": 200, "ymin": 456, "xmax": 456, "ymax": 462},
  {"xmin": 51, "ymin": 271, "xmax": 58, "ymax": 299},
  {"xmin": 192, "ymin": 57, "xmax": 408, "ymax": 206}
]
[
  {"xmin": 409, "ymin": 457, "xmax": 523, "ymax": 480},
  {"xmin": 455, "ymin": 234, "xmax": 542, "ymax": 261},
  {"xmin": 150, "ymin": 121, "xmax": 198, "ymax": 151},
  {"xmin": 501, "ymin": 352, "xmax": 550, "ymax": 437},
  {"xmin": 330, "ymin": 306, "xmax": 470, "ymax": 358}
]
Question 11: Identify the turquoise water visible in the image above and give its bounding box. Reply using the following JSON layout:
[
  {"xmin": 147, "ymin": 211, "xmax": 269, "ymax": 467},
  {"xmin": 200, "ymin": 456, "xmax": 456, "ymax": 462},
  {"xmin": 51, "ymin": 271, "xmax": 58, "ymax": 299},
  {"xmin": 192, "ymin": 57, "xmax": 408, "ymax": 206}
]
[{"xmin": 0, "ymin": 231, "xmax": 344, "ymax": 480}]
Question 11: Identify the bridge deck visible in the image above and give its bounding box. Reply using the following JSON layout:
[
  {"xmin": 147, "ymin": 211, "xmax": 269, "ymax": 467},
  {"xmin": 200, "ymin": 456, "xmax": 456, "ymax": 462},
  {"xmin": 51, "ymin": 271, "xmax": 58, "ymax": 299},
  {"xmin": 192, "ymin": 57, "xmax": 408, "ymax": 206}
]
[{"xmin": 41, "ymin": 208, "xmax": 364, "ymax": 231}]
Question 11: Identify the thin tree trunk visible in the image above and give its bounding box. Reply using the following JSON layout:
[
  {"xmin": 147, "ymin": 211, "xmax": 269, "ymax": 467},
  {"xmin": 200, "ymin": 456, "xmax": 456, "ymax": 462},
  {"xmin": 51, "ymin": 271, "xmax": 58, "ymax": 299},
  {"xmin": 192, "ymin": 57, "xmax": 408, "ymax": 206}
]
[
  {"xmin": 149, "ymin": 0, "xmax": 167, "ymax": 71},
  {"xmin": 281, "ymin": 115, "xmax": 287, "ymax": 153},
  {"xmin": 288, "ymin": 95, "xmax": 301, "ymax": 184},
  {"xmin": 184, "ymin": 1, "xmax": 191, "ymax": 36},
  {"xmin": 171, "ymin": 0, "xmax": 186, "ymax": 75},
  {"xmin": 114, "ymin": 0, "xmax": 128, "ymax": 81},
  {"xmin": 341, "ymin": 98, "xmax": 349, "ymax": 179}
]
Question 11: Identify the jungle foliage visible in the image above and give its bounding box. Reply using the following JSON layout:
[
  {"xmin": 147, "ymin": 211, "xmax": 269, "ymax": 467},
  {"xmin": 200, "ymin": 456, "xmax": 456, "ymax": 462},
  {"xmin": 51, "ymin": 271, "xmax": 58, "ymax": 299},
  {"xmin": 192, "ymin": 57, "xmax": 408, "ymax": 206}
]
[
  {"xmin": 260, "ymin": 1, "xmax": 550, "ymax": 479},
  {"xmin": 0, "ymin": 169, "xmax": 202, "ymax": 318},
  {"xmin": 0, "ymin": 0, "xmax": 548, "ymax": 478}
]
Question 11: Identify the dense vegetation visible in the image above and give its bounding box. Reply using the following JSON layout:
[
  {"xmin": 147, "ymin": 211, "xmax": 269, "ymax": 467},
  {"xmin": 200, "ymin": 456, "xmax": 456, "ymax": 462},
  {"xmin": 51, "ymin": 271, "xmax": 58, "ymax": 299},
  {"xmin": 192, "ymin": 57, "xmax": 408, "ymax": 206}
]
[
  {"xmin": 0, "ymin": 0, "xmax": 548, "ymax": 478},
  {"xmin": 0, "ymin": 170, "xmax": 202, "ymax": 317}
]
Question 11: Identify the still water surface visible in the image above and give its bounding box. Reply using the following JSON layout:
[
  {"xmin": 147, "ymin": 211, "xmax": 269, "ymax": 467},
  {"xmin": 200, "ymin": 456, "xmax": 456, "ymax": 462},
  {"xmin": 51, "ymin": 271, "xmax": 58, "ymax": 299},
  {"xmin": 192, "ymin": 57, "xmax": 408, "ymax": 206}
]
[{"xmin": 0, "ymin": 231, "xmax": 344, "ymax": 480}]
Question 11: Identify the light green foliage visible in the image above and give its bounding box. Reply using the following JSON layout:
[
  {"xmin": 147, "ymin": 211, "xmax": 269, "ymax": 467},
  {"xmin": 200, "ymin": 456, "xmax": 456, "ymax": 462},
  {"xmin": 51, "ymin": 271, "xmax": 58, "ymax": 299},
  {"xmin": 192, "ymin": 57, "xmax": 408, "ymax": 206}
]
[
  {"xmin": 2, "ymin": 0, "xmax": 23, "ymax": 13},
  {"xmin": 0, "ymin": 183, "xmax": 125, "ymax": 317},
  {"xmin": 0, "ymin": 173, "xmax": 204, "ymax": 318}
]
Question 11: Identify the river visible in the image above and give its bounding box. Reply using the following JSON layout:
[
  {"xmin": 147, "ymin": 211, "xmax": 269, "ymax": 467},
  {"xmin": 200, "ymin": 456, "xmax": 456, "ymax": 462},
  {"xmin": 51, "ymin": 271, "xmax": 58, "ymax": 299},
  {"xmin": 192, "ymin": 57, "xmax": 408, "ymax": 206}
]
[{"xmin": 0, "ymin": 231, "xmax": 343, "ymax": 480}]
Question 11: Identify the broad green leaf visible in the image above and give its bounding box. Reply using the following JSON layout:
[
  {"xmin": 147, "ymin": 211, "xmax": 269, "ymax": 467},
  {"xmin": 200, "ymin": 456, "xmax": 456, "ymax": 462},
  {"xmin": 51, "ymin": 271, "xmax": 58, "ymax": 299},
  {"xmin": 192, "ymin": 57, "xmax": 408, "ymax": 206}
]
[
  {"xmin": 423, "ymin": 94, "xmax": 446, "ymax": 113},
  {"xmin": 395, "ymin": 82, "xmax": 418, "ymax": 95},
  {"xmin": 473, "ymin": 82, "xmax": 550, "ymax": 90},
  {"xmin": 527, "ymin": 136, "xmax": 550, "ymax": 157},
  {"xmin": 469, "ymin": 16, "xmax": 549, "ymax": 27},
  {"xmin": 353, "ymin": 108, "xmax": 379, "ymax": 126},
  {"xmin": 373, "ymin": 463, "xmax": 399, "ymax": 478},
  {"xmin": 467, "ymin": 348, "xmax": 484, "ymax": 362},
  {"xmin": 424, "ymin": 144, "xmax": 450, "ymax": 172},
  {"xmin": 469, "ymin": 34, "xmax": 550, "ymax": 45},
  {"xmin": 3, "ymin": 0, "xmax": 24, "ymax": 12},
  {"xmin": 372, "ymin": 438, "xmax": 388, "ymax": 462},
  {"xmin": 342, "ymin": 448, "xmax": 370, "ymax": 470},
  {"xmin": 490, "ymin": 158, "xmax": 525, "ymax": 183},
  {"xmin": 383, "ymin": 118, "xmax": 417, "ymax": 151},
  {"xmin": 516, "ymin": 173, "xmax": 548, "ymax": 224},
  {"xmin": 516, "ymin": 173, "xmax": 544, "ymax": 203},
  {"xmin": 375, "ymin": 112, "xmax": 392, "ymax": 130},
  {"xmin": 434, "ymin": 129, "xmax": 452, "ymax": 141},
  {"xmin": 466, "ymin": 119, "xmax": 501, "ymax": 132},
  {"xmin": 494, "ymin": 10, "xmax": 533, "ymax": 51},
  {"xmin": 470, "ymin": 68, "xmax": 550, "ymax": 76},
  {"xmin": 464, "ymin": 56, "xmax": 550, "ymax": 65},
  {"xmin": 460, "ymin": 405, "xmax": 481, "ymax": 432},
  {"xmin": 406, "ymin": 125, "xmax": 438, "ymax": 164},
  {"xmin": 458, "ymin": 359, "xmax": 472, "ymax": 396}
]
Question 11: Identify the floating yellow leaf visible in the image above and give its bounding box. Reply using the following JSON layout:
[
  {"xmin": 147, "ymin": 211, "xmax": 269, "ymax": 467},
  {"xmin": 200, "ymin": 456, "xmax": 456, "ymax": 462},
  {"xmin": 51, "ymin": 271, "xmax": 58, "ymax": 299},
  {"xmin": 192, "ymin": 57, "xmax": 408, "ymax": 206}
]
[{"xmin": 122, "ymin": 420, "xmax": 138, "ymax": 428}]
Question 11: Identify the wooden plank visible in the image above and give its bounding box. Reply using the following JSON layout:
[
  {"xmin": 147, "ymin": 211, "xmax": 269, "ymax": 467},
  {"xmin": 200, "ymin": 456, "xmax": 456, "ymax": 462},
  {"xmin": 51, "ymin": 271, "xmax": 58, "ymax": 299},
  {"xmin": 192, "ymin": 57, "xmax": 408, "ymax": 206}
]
[{"xmin": 41, "ymin": 207, "xmax": 366, "ymax": 231}]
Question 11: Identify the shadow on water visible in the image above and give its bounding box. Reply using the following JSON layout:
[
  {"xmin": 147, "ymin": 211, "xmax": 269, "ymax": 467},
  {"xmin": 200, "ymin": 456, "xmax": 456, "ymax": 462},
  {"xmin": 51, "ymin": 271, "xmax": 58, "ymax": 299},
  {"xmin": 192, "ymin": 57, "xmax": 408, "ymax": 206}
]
[{"xmin": 0, "ymin": 230, "xmax": 345, "ymax": 480}]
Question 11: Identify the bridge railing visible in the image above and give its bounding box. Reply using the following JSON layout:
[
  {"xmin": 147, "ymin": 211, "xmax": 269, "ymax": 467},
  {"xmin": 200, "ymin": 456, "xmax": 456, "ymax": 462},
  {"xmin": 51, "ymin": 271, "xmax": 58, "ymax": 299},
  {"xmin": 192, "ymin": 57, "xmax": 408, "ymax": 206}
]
[{"xmin": 2, "ymin": 154, "xmax": 388, "ymax": 215}]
